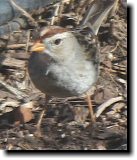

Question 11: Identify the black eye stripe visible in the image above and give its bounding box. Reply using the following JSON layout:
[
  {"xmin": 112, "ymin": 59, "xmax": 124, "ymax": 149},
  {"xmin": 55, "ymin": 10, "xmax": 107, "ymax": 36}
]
[{"xmin": 54, "ymin": 39, "xmax": 62, "ymax": 45}]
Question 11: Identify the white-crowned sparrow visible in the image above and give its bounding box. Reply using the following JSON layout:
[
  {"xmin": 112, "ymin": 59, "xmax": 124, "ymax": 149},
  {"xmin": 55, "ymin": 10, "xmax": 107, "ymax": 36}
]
[
  {"xmin": 29, "ymin": 26, "xmax": 99, "ymax": 97},
  {"xmin": 28, "ymin": 0, "xmax": 115, "ymax": 133}
]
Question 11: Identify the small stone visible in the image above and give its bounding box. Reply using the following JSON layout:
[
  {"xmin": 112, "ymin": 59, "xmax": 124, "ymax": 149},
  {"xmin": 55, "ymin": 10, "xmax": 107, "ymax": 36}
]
[
  {"xmin": 101, "ymin": 115, "xmax": 107, "ymax": 121},
  {"xmin": 71, "ymin": 131, "xmax": 75, "ymax": 135},
  {"xmin": 17, "ymin": 131, "xmax": 24, "ymax": 138},
  {"xmin": 114, "ymin": 113, "xmax": 121, "ymax": 119},
  {"xmin": 61, "ymin": 133, "xmax": 66, "ymax": 138},
  {"xmin": 108, "ymin": 52, "xmax": 114, "ymax": 60},
  {"xmin": 57, "ymin": 123, "xmax": 63, "ymax": 127},
  {"xmin": 28, "ymin": 134, "xmax": 34, "ymax": 137}
]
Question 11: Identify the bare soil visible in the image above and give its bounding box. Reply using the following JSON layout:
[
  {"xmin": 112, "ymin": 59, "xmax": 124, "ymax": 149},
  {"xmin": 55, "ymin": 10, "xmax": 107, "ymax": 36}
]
[{"xmin": 0, "ymin": 0, "xmax": 127, "ymax": 150}]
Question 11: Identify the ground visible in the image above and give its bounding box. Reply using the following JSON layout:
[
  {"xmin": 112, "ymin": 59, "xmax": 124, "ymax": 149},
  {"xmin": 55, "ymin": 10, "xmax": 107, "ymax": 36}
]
[{"xmin": 0, "ymin": 0, "xmax": 127, "ymax": 150}]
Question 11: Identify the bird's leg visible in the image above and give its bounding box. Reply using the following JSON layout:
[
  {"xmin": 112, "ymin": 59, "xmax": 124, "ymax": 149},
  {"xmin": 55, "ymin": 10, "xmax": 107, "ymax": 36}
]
[
  {"xmin": 86, "ymin": 93, "xmax": 96, "ymax": 123},
  {"xmin": 35, "ymin": 94, "xmax": 50, "ymax": 136}
]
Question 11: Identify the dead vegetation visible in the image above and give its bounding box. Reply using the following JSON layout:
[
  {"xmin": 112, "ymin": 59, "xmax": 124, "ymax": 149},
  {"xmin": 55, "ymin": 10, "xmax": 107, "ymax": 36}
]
[{"xmin": 0, "ymin": 0, "xmax": 127, "ymax": 150}]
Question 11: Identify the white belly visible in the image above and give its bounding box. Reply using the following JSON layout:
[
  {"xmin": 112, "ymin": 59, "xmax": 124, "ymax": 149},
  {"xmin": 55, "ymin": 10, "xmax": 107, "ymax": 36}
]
[{"xmin": 49, "ymin": 60, "xmax": 97, "ymax": 95}]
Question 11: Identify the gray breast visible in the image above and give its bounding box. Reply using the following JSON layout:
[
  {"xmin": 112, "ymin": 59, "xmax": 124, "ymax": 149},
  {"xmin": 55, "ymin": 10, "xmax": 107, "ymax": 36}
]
[
  {"xmin": 28, "ymin": 52, "xmax": 98, "ymax": 97},
  {"xmin": 28, "ymin": 53, "xmax": 79, "ymax": 97}
]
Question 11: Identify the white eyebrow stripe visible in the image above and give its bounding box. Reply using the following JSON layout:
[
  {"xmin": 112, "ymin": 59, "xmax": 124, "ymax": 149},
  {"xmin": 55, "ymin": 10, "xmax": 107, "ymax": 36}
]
[{"xmin": 41, "ymin": 31, "xmax": 77, "ymax": 50}]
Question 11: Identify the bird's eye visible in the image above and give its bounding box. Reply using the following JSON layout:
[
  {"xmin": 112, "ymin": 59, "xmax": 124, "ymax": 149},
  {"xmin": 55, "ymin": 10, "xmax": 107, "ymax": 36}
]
[{"xmin": 54, "ymin": 39, "xmax": 62, "ymax": 45}]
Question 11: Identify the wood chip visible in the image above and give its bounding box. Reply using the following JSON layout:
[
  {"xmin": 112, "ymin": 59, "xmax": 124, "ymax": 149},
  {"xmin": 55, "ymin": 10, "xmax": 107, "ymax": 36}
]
[
  {"xmin": 95, "ymin": 96, "xmax": 124, "ymax": 118},
  {"xmin": 0, "ymin": 80, "xmax": 27, "ymax": 100},
  {"xmin": 1, "ymin": 57, "xmax": 26, "ymax": 69}
]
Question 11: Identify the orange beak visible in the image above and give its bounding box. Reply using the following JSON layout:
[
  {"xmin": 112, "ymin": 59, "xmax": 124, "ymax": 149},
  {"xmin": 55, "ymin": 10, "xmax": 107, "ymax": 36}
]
[{"xmin": 31, "ymin": 42, "xmax": 45, "ymax": 52}]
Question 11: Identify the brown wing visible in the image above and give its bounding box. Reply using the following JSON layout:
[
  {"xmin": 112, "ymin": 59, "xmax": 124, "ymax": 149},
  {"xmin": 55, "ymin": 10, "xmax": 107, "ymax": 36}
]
[{"xmin": 80, "ymin": 0, "xmax": 115, "ymax": 35}]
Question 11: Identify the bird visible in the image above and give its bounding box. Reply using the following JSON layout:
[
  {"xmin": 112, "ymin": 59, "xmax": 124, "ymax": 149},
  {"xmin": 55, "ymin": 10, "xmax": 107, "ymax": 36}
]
[{"xmin": 28, "ymin": 0, "xmax": 115, "ymax": 135}]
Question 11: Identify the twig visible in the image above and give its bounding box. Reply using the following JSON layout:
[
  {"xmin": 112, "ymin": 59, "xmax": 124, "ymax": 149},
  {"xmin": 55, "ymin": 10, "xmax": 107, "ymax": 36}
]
[
  {"xmin": 10, "ymin": 0, "xmax": 38, "ymax": 26},
  {"xmin": 109, "ymin": 0, "xmax": 119, "ymax": 17},
  {"xmin": 95, "ymin": 96, "xmax": 123, "ymax": 118},
  {"xmin": 1, "ymin": 57, "xmax": 26, "ymax": 68},
  {"xmin": 25, "ymin": 30, "xmax": 31, "ymax": 53},
  {"xmin": 110, "ymin": 41, "xmax": 120, "ymax": 53},
  {"xmin": 113, "ymin": 64, "xmax": 126, "ymax": 71},
  {"xmin": 5, "ymin": 43, "xmax": 33, "ymax": 49},
  {"xmin": 50, "ymin": 3, "xmax": 61, "ymax": 25}
]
